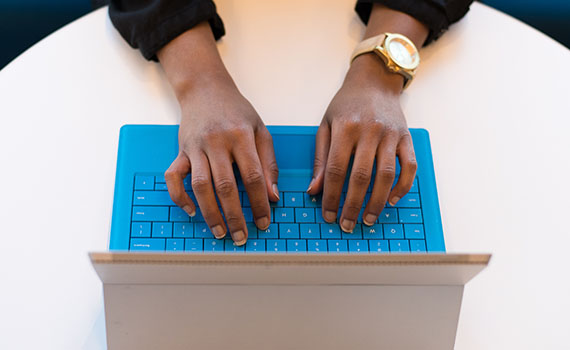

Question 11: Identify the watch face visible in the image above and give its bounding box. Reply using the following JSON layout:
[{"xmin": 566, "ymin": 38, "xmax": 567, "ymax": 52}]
[{"xmin": 386, "ymin": 35, "xmax": 419, "ymax": 70}]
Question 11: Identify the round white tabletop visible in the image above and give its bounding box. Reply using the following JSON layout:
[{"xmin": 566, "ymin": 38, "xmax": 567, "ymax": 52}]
[{"xmin": 0, "ymin": 1, "xmax": 569, "ymax": 349}]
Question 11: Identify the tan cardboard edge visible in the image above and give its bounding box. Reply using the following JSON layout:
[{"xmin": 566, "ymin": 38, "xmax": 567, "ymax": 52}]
[{"xmin": 89, "ymin": 252, "xmax": 491, "ymax": 266}]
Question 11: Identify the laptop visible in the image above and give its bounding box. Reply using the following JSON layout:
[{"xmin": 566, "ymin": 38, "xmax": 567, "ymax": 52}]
[{"xmin": 90, "ymin": 125, "xmax": 490, "ymax": 349}]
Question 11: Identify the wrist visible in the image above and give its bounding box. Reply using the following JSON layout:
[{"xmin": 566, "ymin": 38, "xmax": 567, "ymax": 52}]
[{"xmin": 346, "ymin": 53, "xmax": 403, "ymax": 95}]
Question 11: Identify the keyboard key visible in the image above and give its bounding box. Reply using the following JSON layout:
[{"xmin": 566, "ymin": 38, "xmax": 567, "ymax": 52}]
[
  {"xmin": 183, "ymin": 177, "xmax": 192, "ymax": 191},
  {"xmin": 134, "ymin": 175, "xmax": 154, "ymax": 190},
  {"xmin": 394, "ymin": 193, "xmax": 420, "ymax": 208},
  {"xmin": 328, "ymin": 240, "xmax": 348, "ymax": 253},
  {"xmin": 399, "ymin": 209, "xmax": 423, "ymax": 224},
  {"xmin": 279, "ymin": 224, "xmax": 299, "ymax": 239},
  {"xmin": 390, "ymin": 240, "xmax": 410, "ymax": 252},
  {"xmin": 152, "ymin": 222, "xmax": 172, "ymax": 238},
  {"xmin": 384, "ymin": 224, "xmax": 404, "ymax": 239},
  {"xmin": 410, "ymin": 178, "xmax": 418, "ymax": 193},
  {"xmin": 240, "ymin": 207, "xmax": 253, "ymax": 222},
  {"xmin": 194, "ymin": 223, "xmax": 212, "ymax": 238},
  {"xmin": 154, "ymin": 183, "xmax": 168, "ymax": 191},
  {"xmin": 304, "ymin": 193, "xmax": 320, "ymax": 208},
  {"xmin": 284, "ymin": 192, "xmax": 304, "ymax": 207},
  {"xmin": 169, "ymin": 206, "xmax": 190, "ymax": 222},
  {"xmin": 274, "ymin": 207, "xmax": 295, "ymax": 223},
  {"xmin": 267, "ymin": 239, "xmax": 286, "ymax": 252},
  {"xmin": 130, "ymin": 238, "xmax": 165, "ymax": 251},
  {"xmin": 369, "ymin": 240, "xmax": 389, "ymax": 252},
  {"xmin": 173, "ymin": 223, "xmax": 194, "ymax": 238},
  {"xmin": 192, "ymin": 208, "xmax": 205, "ymax": 222},
  {"xmin": 287, "ymin": 240, "xmax": 307, "ymax": 252},
  {"xmin": 246, "ymin": 223, "xmax": 258, "ymax": 239},
  {"xmin": 204, "ymin": 239, "xmax": 224, "ymax": 252},
  {"xmin": 315, "ymin": 209, "xmax": 326, "ymax": 223},
  {"xmin": 340, "ymin": 231, "xmax": 362, "ymax": 240},
  {"xmin": 184, "ymin": 238, "xmax": 203, "ymax": 251},
  {"xmin": 378, "ymin": 208, "xmax": 398, "ymax": 223},
  {"xmin": 166, "ymin": 238, "xmax": 184, "ymax": 251},
  {"xmin": 131, "ymin": 222, "xmax": 151, "ymax": 237},
  {"xmin": 295, "ymin": 208, "xmax": 315, "ymax": 223},
  {"xmin": 349, "ymin": 240, "xmax": 369, "ymax": 253},
  {"xmin": 155, "ymin": 175, "xmax": 166, "ymax": 183},
  {"xmin": 362, "ymin": 224, "xmax": 383, "ymax": 239},
  {"xmin": 245, "ymin": 239, "xmax": 265, "ymax": 252},
  {"xmin": 258, "ymin": 223, "xmax": 279, "ymax": 238},
  {"xmin": 410, "ymin": 240, "xmax": 427, "ymax": 252},
  {"xmin": 133, "ymin": 191, "xmax": 174, "ymax": 206},
  {"xmin": 320, "ymin": 223, "xmax": 341, "ymax": 239},
  {"xmin": 270, "ymin": 193, "xmax": 284, "ymax": 207},
  {"xmin": 224, "ymin": 240, "xmax": 245, "ymax": 253},
  {"xmin": 300, "ymin": 224, "xmax": 320, "ymax": 239},
  {"xmin": 307, "ymin": 240, "xmax": 327, "ymax": 253},
  {"xmin": 404, "ymin": 224, "xmax": 424, "ymax": 239},
  {"xmin": 132, "ymin": 206, "xmax": 169, "ymax": 221}
]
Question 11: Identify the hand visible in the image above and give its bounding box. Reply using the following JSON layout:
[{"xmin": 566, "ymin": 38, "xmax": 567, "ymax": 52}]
[
  {"xmin": 165, "ymin": 77, "xmax": 279, "ymax": 245},
  {"xmin": 158, "ymin": 23, "xmax": 279, "ymax": 246},
  {"xmin": 307, "ymin": 54, "xmax": 417, "ymax": 232}
]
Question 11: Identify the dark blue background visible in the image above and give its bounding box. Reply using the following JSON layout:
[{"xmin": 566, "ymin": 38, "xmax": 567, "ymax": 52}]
[{"xmin": 0, "ymin": 0, "xmax": 568, "ymax": 70}]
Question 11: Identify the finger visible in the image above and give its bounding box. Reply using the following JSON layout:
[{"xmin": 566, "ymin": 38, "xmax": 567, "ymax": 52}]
[
  {"xmin": 164, "ymin": 154, "xmax": 196, "ymax": 216},
  {"xmin": 189, "ymin": 151, "xmax": 227, "ymax": 239},
  {"xmin": 209, "ymin": 152, "xmax": 248, "ymax": 246},
  {"xmin": 235, "ymin": 135, "xmax": 271, "ymax": 230},
  {"xmin": 389, "ymin": 133, "xmax": 417, "ymax": 205},
  {"xmin": 307, "ymin": 121, "xmax": 331, "ymax": 195},
  {"xmin": 362, "ymin": 136, "xmax": 398, "ymax": 225},
  {"xmin": 321, "ymin": 127, "xmax": 355, "ymax": 223},
  {"xmin": 339, "ymin": 136, "xmax": 377, "ymax": 232},
  {"xmin": 255, "ymin": 127, "xmax": 280, "ymax": 202}
]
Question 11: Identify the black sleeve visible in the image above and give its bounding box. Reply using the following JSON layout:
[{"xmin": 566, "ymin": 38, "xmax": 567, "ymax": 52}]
[
  {"xmin": 109, "ymin": 0, "xmax": 225, "ymax": 61},
  {"xmin": 355, "ymin": 0, "xmax": 473, "ymax": 45}
]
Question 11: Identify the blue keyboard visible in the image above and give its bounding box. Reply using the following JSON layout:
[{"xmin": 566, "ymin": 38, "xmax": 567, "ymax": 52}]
[{"xmin": 129, "ymin": 173, "xmax": 427, "ymax": 253}]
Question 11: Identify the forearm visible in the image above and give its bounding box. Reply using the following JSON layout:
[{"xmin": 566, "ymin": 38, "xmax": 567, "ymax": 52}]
[{"xmin": 157, "ymin": 22, "xmax": 234, "ymax": 102}]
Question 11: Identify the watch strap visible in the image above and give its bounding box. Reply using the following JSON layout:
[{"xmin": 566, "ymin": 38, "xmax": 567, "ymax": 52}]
[{"xmin": 350, "ymin": 34, "xmax": 386, "ymax": 63}]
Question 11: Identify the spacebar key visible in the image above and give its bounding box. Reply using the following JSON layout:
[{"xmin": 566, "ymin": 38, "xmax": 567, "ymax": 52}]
[{"xmin": 132, "ymin": 206, "xmax": 169, "ymax": 221}]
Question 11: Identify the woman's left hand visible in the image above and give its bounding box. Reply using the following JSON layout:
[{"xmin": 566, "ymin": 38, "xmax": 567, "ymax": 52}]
[{"xmin": 307, "ymin": 53, "xmax": 418, "ymax": 232}]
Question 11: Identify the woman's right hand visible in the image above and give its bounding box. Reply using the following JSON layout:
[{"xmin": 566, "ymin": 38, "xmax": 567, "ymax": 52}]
[{"xmin": 158, "ymin": 22, "xmax": 279, "ymax": 246}]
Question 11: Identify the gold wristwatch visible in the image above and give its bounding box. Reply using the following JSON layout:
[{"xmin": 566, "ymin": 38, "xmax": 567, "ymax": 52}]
[{"xmin": 351, "ymin": 33, "xmax": 420, "ymax": 89}]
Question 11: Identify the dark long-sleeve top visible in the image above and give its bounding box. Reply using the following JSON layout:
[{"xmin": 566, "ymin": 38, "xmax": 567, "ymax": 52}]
[{"xmin": 109, "ymin": 0, "xmax": 473, "ymax": 61}]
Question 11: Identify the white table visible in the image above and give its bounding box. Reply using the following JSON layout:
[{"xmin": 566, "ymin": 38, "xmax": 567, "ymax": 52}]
[{"xmin": 0, "ymin": 1, "xmax": 569, "ymax": 348}]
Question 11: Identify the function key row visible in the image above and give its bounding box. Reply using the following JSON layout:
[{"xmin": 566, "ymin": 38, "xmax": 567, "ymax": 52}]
[
  {"xmin": 130, "ymin": 237, "xmax": 427, "ymax": 253},
  {"xmin": 131, "ymin": 222, "xmax": 425, "ymax": 240},
  {"xmin": 134, "ymin": 175, "xmax": 419, "ymax": 194},
  {"xmin": 132, "ymin": 206, "xmax": 423, "ymax": 225}
]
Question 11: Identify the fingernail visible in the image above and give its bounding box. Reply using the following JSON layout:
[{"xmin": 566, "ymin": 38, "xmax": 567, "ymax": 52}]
[
  {"xmin": 324, "ymin": 210, "xmax": 336, "ymax": 222},
  {"xmin": 341, "ymin": 219, "xmax": 355, "ymax": 233},
  {"xmin": 211, "ymin": 225, "xmax": 226, "ymax": 239},
  {"xmin": 232, "ymin": 230, "xmax": 246, "ymax": 246},
  {"xmin": 363, "ymin": 214, "xmax": 377, "ymax": 226},
  {"xmin": 272, "ymin": 184, "xmax": 280, "ymax": 200},
  {"xmin": 306, "ymin": 178, "xmax": 315, "ymax": 193},
  {"xmin": 257, "ymin": 216, "xmax": 270, "ymax": 230},
  {"xmin": 389, "ymin": 196, "xmax": 400, "ymax": 206},
  {"xmin": 183, "ymin": 205, "xmax": 196, "ymax": 217}
]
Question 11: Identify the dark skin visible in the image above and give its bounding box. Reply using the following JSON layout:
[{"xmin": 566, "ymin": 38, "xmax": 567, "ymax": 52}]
[{"xmin": 159, "ymin": 4, "xmax": 429, "ymax": 245}]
